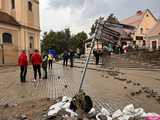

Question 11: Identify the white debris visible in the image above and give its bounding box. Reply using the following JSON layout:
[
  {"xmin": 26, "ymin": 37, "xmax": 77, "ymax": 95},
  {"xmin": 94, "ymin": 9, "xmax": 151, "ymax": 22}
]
[
  {"xmin": 122, "ymin": 104, "xmax": 135, "ymax": 115},
  {"xmin": 62, "ymin": 96, "xmax": 72, "ymax": 102},
  {"xmin": 65, "ymin": 108, "xmax": 78, "ymax": 118},
  {"xmin": 88, "ymin": 108, "xmax": 96, "ymax": 115},
  {"xmin": 47, "ymin": 96, "xmax": 159, "ymax": 120},
  {"xmin": 96, "ymin": 107, "xmax": 112, "ymax": 120},
  {"xmin": 48, "ymin": 96, "xmax": 72, "ymax": 117},
  {"xmin": 101, "ymin": 107, "xmax": 111, "ymax": 116},
  {"xmin": 48, "ymin": 107, "xmax": 61, "ymax": 116},
  {"xmin": 112, "ymin": 109, "xmax": 123, "ymax": 119},
  {"xmin": 88, "ymin": 108, "xmax": 96, "ymax": 118},
  {"xmin": 96, "ymin": 113, "xmax": 112, "ymax": 120}
]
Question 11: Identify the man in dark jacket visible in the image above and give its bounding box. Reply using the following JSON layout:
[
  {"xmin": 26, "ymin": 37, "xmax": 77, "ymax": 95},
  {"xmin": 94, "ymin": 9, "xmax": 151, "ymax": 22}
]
[
  {"xmin": 69, "ymin": 49, "xmax": 74, "ymax": 67},
  {"xmin": 31, "ymin": 49, "xmax": 42, "ymax": 81},
  {"xmin": 42, "ymin": 54, "xmax": 48, "ymax": 79},
  {"xmin": 63, "ymin": 50, "xmax": 69, "ymax": 67},
  {"xmin": 93, "ymin": 49, "xmax": 100, "ymax": 65},
  {"xmin": 18, "ymin": 50, "xmax": 28, "ymax": 83}
]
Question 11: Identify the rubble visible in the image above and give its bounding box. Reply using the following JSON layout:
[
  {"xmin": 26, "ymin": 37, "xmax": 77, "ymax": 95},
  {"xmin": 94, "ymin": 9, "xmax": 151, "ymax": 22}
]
[{"xmin": 46, "ymin": 95, "xmax": 160, "ymax": 120}]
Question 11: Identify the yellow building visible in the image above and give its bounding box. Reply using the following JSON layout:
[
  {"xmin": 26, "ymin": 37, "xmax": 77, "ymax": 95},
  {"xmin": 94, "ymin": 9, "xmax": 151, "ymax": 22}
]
[
  {"xmin": 0, "ymin": 0, "xmax": 40, "ymax": 64},
  {"xmin": 121, "ymin": 9, "xmax": 157, "ymax": 48}
]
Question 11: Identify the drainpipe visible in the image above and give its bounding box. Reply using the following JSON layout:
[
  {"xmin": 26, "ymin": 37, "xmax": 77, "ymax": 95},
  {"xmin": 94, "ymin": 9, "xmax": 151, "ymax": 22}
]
[{"xmin": 0, "ymin": 36, "xmax": 4, "ymax": 64}]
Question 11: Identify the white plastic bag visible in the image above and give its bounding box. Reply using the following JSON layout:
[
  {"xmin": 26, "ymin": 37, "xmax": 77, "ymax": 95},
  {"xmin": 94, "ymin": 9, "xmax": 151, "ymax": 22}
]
[
  {"xmin": 123, "ymin": 104, "xmax": 135, "ymax": 115},
  {"xmin": 48, "ymin": 107, "xmax": 61, "ymax": 116},
  {"xmin": 101, "ymin": 107, "xmax": 111, "ymax": 116},
  {"xmin": 112, "ymin": 109, "xmax": 123, "ymax": 119}
]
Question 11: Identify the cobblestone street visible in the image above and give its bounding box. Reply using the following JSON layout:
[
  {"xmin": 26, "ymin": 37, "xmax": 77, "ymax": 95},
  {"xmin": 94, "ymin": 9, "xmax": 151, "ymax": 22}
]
[{"xmin": 0, "ymin": 60, "xmax": 160, "ymax": 114}]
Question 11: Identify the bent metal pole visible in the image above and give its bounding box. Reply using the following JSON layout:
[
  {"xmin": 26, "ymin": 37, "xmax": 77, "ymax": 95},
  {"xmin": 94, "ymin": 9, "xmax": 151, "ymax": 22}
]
[{"xmin": 79, "ymin": 18, "xmax": 102, "ymax": 92}]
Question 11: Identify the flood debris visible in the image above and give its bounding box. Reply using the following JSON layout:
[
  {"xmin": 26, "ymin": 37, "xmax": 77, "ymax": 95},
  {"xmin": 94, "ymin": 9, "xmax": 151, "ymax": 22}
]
[
  {"xmin": 17, "ymin": 114, "xmax": 28, "ymax": 120},
  {"xmin": 114, "ymin": 77, "xmax": 127, "ymax": 81},
  {"xmin": 58, "ymin": 76, "xmax": 61, "ymax": 79},
  {"xmin": 46, "ymin": 94, "xmax": 159, "ymax": 120}
]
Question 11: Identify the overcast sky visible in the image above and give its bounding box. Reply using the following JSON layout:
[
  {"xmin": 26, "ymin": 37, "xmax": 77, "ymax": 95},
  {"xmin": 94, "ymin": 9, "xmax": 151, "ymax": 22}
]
[{"xmin": 40, "ymin": 0, "xmax": 160, "ymax": 35}]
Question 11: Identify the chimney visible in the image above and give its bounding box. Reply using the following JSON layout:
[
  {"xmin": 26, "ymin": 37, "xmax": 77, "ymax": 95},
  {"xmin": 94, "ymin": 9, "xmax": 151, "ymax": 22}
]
[{"xmin": 136, "ymin": 10, "xmax": 143, "ymax": 15}]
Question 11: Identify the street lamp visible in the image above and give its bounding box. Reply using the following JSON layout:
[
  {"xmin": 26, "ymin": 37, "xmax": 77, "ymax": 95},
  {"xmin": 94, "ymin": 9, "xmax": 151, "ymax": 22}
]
[{"xmin": 0, "ymin": 37, "xmax": 4, "ymax": 64}]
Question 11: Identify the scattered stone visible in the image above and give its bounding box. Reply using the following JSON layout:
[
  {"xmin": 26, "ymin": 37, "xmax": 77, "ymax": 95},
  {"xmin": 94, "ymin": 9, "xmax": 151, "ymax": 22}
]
[
  {"xmin": 105, "ymin": 76, "xmax": 109, "ymax": 78},
  {"xmin": 131, "ymin": 92, "xmax": 135, "ymax": 96},
  {"xmin": 126, "ymin": 80, "xmax": 132, "ymax": 84},
  {"xmin": 47, "ymin": 98, "xmax": 51, "ymax": 101},
  {"xmin": 19, "ymin": 114, "xmax": 28, "ymax": 120},
  {"xmin": 32, "ymin": 105, "xmax": 36, "ymax": 108},
  {"xmin": 137, "ymin": 83, "xmax": 140, "ymax": 86},
  {"xmin": 21, "ymin": 96, "xmax": 25, "ymax": 98},
  {"xmin": 114, "ymin": 77, "xmax": 126, "ymax": 81},
  {"xmin": 146, "ymin": 94, "xmax": 151, "ymax": 98},
  {"xmin": 64, "ymin": 85, "xmax": 68, "ymax": 88},
  {"xmin": 101, "ymin": 75, "xmax": 105, "ymax": 78},
  {"xmin": 124, "ymin": 87, "xmax": 127, "ymax": 89},
  {"xmin": 4, "ymin": 103, "xmax": 9, "ymax": 108},
  {"xmin": 133, "ymin": 83, "xmax": 137, "ymax": 86},
  {"xmin": 9, "ymin": 103, "xmax": 18, "ymax": 107}
]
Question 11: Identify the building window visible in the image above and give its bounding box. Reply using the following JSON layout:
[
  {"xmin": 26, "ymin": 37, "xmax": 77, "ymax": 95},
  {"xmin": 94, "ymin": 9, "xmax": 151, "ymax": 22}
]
[
  {"xmin": 143, "ymin": 40, "xmax": 146, "ymax": 46},
  {"xmin": 136, "ymin": 36, "xmax": 143, "ymax": 40},
  {"xmin": 28, "ymin": 1, "xmax": 32, "ymax": 11},
  {"xmin": 2, "ymin": 33, "xmax": 12, "ymax": 43},
  {"xmin": 11, "ymin": 0, "xmax": 15, "ymax": 9},
  {"xmin": 140, "ymin": 28, "xmax": 143, "ymax": 34},
  {"xmin": 29, "ymin": 36, "xmax": 33, "ymax": 49},
  {"xmin": 87, "ymin": 43, "xmax": 91, "ymax": 48}
]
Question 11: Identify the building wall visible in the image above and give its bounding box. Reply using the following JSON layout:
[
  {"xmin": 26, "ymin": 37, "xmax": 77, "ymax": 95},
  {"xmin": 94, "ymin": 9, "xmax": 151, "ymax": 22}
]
[
  {"xmin": 147, "ymin": 35, "xmax": 160, "ymax": 51},
  {"xmin": 0, "ymin": 0, "xmax": 40, "ymax": 64},
  {"xmin": 0, "ymin": 23, "xmax": 19, "ymax": 64},
  {"xmin": 0, "ymin": 0, "xmax": 40, "ymax": 29},
  {"xmin": 134, "ymin": 10, "xmax": 157, "ymax": 48}
]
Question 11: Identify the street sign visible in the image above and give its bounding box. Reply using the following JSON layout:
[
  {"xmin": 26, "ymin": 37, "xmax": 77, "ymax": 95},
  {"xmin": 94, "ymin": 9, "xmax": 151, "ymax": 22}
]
[{"xmin": 48, "ymin": 49, "xmax": 58, "ymax": 58}]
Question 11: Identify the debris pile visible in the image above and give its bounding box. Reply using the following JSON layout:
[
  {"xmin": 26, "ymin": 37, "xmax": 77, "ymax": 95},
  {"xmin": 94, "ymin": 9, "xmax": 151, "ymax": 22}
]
[{"xmin": 46, "ymin": 92, "xmax": 159, "ymax": 120}]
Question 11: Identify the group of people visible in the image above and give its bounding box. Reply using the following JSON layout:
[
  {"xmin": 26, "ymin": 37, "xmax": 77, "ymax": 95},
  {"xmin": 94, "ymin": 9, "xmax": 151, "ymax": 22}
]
[
  {"xmin": 18, "ymin": 49, "xmax": 54, "ymax": 83},
  {"xmin": 63, "ymin": 50, "xmax": 74, "ymax": 67}
]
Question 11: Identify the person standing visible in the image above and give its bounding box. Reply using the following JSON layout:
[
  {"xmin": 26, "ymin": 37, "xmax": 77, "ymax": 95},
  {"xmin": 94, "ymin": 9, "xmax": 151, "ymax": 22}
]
[
  {"xmin": 93, "ymin": 49, "xmax": 100, "ymax": 65},
  {"xmin": 18, "ymin": 50, "xmax": 28, "ymax": 83},
  {"xmin": 48, "ymin": 54, "xmax": 53, "ymax": 69},
  {"xmin": 69, "ymin": 49, "xmax": 74, "ymax": 67},
  {"xmin": 42, "ymin": 54, "xmax": 48, "ymax": 79},
  {"xmin": 63, "ymin": 50, "xmax": 69, "ymax": 67},
  {"xmin": 31, "ymin": 49, "xmax": 42, "ymax": 81}
]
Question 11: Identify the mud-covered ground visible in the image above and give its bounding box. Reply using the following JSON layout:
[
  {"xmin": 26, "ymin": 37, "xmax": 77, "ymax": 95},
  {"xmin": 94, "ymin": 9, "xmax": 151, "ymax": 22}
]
[
  {"xmin": 0, "ymin": 57, "xmax": 160, "ymax": 119},
  {"xmin": 0, "ymin": 98, "xmax": 56, "ymax": 120}
]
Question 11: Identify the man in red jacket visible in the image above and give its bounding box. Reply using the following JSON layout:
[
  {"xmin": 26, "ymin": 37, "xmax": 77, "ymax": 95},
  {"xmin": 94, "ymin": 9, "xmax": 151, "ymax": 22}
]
[
  {"xmin": 18, "ymin": 50, "xmax": 28, "ymax": 83},
  {"xmin": 31, "ymin": 49, "xmax": 42, "ymax": 81}
]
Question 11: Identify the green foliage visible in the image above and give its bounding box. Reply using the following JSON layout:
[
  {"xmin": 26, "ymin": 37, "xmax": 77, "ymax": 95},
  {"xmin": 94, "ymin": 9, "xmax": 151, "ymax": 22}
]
[
  {"xmin": 41, "ymin": 29, "xmax": 88, "ymax": 55},
  {"xmin": 106, "ymin": 13, "xmax": 119, "ymax": 24},
  {"xmin": 89, "ymin": 24, "xmax": 96, "ymax": 36},
  {"xmin": 71, "ymin": 31, "xmax": 88, "ymax": 54}
]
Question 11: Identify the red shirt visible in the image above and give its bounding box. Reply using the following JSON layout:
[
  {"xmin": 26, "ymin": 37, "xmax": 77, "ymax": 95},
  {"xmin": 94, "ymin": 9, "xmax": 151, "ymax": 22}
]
[
  {"xmin": 31, "ymin": 52, "xmax": 42, "ymax": 65},
  {"xmin": 18, "ymin": 52, "xmax": 28, "ymax": 66}
]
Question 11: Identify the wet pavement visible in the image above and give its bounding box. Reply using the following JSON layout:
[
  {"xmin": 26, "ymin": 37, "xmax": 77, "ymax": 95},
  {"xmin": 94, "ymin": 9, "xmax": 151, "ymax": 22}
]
[{"xmin": 0, "ymin": 59, "xmax": 160, "ymax": 113}]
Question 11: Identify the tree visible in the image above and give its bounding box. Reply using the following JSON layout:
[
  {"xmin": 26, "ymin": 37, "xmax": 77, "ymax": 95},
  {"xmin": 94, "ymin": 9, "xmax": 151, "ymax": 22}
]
[
  {"xmin": 71, "ymin": 31, "xmax": 88, "ymax": 54},
  {"xmin": 106, "ymin": 13, "xmax": 119, "ymax": 24},
  {"xmin": 41, "ymin": 29, "xmax": 88, "ymax": 55}
]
